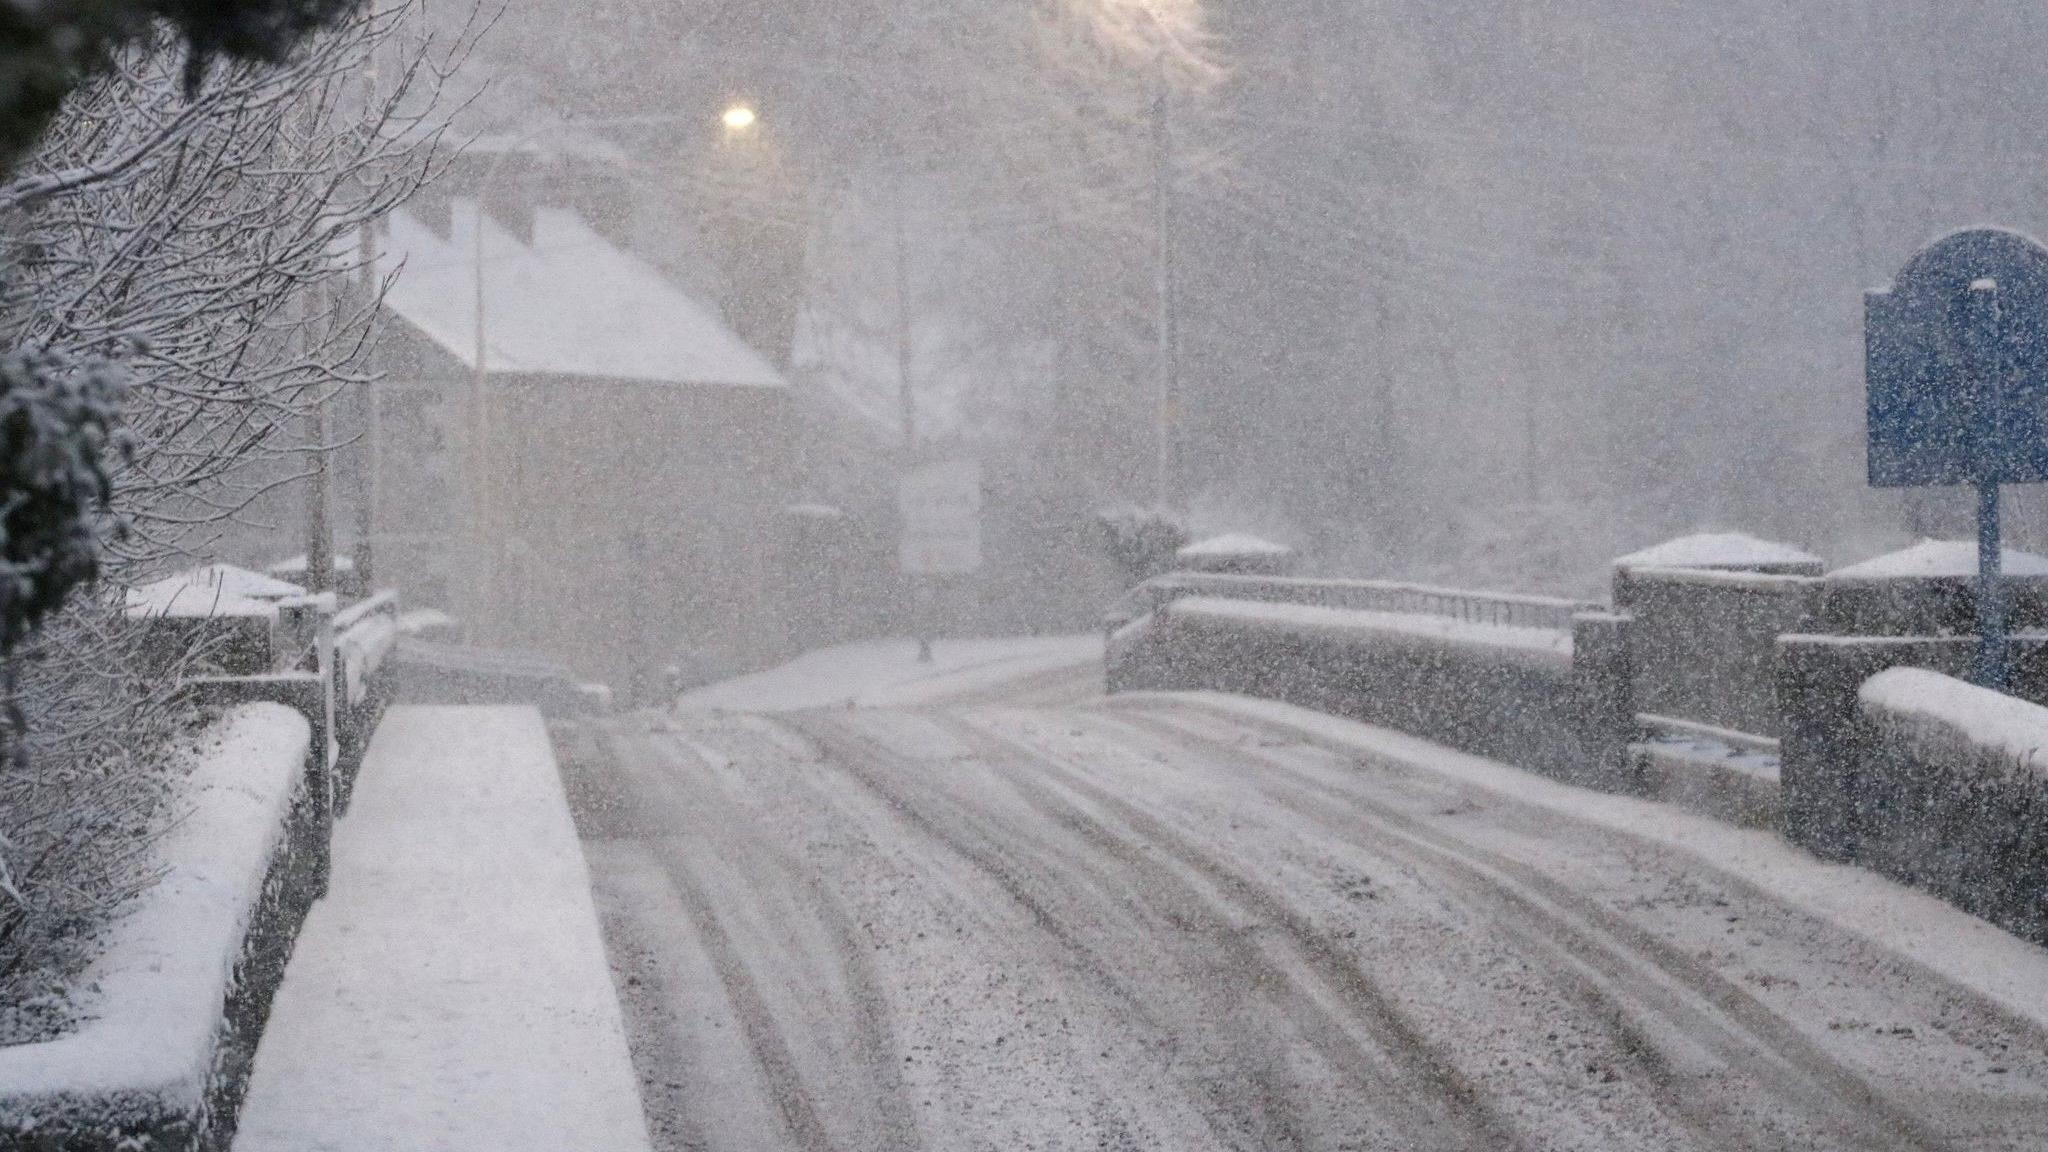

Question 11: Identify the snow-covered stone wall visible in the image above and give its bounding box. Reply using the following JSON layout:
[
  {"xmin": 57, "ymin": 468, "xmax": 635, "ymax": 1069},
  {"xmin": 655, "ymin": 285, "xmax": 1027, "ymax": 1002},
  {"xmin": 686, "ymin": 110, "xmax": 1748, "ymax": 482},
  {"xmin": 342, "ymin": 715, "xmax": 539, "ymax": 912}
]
[
  {"xmin": 0, "ymin": 704, "xmax": 319, "ymax": 1151},
  {"xmin": 1776, "ymin": 633, "xmax": 2048, "ymax": 855},
  {"xmin": 1108, "ymin": 594, "xmax": 1630, "ymax": 789},
  {"xmin": 1855, "ymin": 669, "xmax": 2048, "ymax": 946}
]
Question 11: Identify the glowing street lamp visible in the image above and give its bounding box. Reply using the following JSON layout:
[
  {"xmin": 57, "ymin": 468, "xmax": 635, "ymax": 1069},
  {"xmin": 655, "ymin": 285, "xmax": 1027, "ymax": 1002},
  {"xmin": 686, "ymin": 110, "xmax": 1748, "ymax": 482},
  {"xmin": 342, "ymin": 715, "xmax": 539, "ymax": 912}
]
[{"xmin": 721, "ymin": 103, "xmax": 758, "ymax": 134}]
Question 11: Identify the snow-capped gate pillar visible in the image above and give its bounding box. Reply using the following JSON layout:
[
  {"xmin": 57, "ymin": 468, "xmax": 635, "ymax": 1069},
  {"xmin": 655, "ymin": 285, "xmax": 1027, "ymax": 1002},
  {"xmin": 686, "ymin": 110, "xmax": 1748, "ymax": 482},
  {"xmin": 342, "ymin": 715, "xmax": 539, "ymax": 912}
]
[{"xmin": 1570, "ymin": 610, "xmax": 1640, "ymax": 793}]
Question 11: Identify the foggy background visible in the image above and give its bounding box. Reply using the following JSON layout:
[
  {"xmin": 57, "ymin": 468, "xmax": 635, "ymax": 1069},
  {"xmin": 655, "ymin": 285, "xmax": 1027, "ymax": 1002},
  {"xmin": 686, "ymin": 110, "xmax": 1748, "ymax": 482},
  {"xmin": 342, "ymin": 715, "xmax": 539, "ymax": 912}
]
[{"xmin": 442, "ymin": 0, "xmax": 2048, "ymax": 599}]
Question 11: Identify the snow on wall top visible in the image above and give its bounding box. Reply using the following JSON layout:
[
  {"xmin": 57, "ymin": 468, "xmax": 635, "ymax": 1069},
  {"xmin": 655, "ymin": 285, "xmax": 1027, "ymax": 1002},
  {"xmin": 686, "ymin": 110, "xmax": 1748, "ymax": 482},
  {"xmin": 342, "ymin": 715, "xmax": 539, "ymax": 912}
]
[
  {"xmin": 125, "ymin": 564, "xmax": 308, "ymax": 619},
  {"xmin": 1179, "ymin": 533, "xmax": 1293, "ymax": 558},
  {"xmin": 1613, "ymin": 532, "xmax": 1820, "ymax": 571},
  {"xmin": 1171, "ymin": 595, "xmax": 1574, "ymax": 669},
  {"xmin": 1829, "ymin": 538, "xmax": 2048, "ymax": 582},
  {"xmin": 378, "ymin": 202, "xmax": 785, "ymax": 389},
  {"xmin": 1861, "ymin": 667, "xmax": 2048, "ymax": 788},
  {"xmin": 0, "ymin": 704, "xmax": 310, "ymax": 1128}
]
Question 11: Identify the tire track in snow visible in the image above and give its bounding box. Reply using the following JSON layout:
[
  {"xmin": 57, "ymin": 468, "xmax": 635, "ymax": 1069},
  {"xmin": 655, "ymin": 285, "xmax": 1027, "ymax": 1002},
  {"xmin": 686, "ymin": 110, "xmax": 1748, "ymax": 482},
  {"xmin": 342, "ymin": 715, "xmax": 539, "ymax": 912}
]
[
  {"xmin": 774, "ymin": 711, "xmax": 1333, "ymax": 1152},
  {"xmin": 673, "ymin": 713, "xmax": 1261, "ymax": 1150},
  {"xmin": 606, "ymin": 730, "xmax": 922, "ymax": 1152},
  {"xmin": 1132, "ymin": 696, "xmax": 2048, "ymax": 1063},
  {"xmin": 1063, "ymin": 703, "xmax": 1974, "ymax": 1152},
  {"xmin": 908, "ymin": 661, "xmax": 1104, "ymax": 710},
  {"xmin": 790, "ymin": 708, "xmax": 1534, "ymax": 1150},
  {"xmin": 581, "ymin": 843, "xmax": 719, "ymax": 1152},
  {"xmin": 923, "ymin": 713, "xmax": 1537, "ymax": 1152}
]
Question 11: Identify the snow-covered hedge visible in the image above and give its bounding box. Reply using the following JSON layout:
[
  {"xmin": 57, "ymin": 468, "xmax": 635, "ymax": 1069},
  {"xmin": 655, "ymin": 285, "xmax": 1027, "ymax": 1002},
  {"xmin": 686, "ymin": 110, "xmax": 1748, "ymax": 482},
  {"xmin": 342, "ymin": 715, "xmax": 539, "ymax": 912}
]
[
  {"xmin": 1856, "ymin": 668, "xmax": 2048, "ymax": 945},
  {"xmin": 0, "ymin": 703, "xmax": 317, "ymax": 1150},
  {"xmin": 1108, "ymin": 594, "xmax": 1626, "ymax": 787}
]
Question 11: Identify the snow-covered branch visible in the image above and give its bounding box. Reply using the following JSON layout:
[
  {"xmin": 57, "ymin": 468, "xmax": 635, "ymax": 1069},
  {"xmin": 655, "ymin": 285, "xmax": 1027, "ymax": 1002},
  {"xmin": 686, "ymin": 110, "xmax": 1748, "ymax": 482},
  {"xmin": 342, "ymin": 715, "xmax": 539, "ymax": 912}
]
[
  {"xmin": 2, "ymin": 2, "xmax": 479, "ymax": 569},
  {"xmin": 0, "ymin": 0, "xmax": 480, "ymax": 1027}
]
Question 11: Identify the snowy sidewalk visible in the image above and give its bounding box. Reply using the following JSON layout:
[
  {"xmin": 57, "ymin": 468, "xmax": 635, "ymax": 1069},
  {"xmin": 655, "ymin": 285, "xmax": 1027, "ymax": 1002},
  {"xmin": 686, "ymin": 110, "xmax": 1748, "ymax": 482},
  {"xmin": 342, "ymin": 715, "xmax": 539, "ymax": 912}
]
[
  {"xmin": 234, "ymin": 706, "xmax": 651, "ymax": 1152},
  {"xmin": 676, "ymin": 634, "xmax": 1102, "ymax": 712}
]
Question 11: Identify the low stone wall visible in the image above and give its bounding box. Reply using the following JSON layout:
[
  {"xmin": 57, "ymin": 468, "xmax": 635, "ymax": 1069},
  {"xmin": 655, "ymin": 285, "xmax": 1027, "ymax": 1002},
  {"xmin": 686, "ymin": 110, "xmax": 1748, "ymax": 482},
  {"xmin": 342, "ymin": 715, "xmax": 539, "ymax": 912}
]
[
  {"xmin": 1821, "ymin": 571, "xmax": 2048, "ymax": 636},
  {"xmin": 1109, "ymin": 595, "xmax": 1633, "ymax": 789},
  {"xmin": 1854, "ymin": 668, "xmax": 2048, "ymax": 946},
  {"xmin": 1776, "ymin": 633, "xmax": 2048, "ymax": 862},
  {"xmin": 199, "ymin": 755, "xmax": 330, "ymax": 1152},
  {"xmin": 0, "ymin": 608, "xmax": 401, "ymax": 1150},
  {"xmin": 333, "ymin": 594, "xmax": 403, "ymax": 813},
  {"xmin": 184, "ymin": 673, "xmax": 333, "ymax": 894},
  {"xmin": 1106, "ymin": 571, "xmax": 1594, "ymax": 635}
]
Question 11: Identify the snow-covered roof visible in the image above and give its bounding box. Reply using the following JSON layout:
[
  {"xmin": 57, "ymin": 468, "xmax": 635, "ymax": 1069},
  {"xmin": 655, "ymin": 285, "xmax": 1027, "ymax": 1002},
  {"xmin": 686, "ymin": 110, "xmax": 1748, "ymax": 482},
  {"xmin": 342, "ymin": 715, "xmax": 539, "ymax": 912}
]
[
  {"xmin": 125, "ymin": 565, "xmax": 309, "ymax": 619},
  {"xmin": 378, "ymin": 201, "xmax": 785, "ymax": 389},
  {"xmin": 460, "ymin": 129, "xmax": 631, "ymax": 166},
  {"xmin": 1180, "ymin": 533, "xmax": 1293, "ymax": 559},
  {"xmin": 1830, "ymin": 539, "xmax": 2048, "ymax": 581},
  {"xmin": 1614, "ymin": 532, "xmax": 1820, "ymax": 572}
]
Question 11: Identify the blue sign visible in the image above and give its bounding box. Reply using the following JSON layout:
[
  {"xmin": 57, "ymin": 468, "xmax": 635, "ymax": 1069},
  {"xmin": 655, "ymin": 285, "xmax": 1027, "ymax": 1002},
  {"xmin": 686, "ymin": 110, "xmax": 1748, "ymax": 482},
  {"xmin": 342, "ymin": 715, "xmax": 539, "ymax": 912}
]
[
  {"xmin": 1866, "ymin": 227, "xmax": 2048, "ymax": 487},
  {"xmin": 1866, "ymin": 227, "xmax": 2048, "ymax": 688}
]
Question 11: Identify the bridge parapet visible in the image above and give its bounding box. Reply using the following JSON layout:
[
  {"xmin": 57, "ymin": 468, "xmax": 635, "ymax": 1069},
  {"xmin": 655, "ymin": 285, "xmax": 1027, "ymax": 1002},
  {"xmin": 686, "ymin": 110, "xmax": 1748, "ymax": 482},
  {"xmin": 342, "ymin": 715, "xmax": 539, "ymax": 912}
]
[
  {"xmin": 1105, "ymin": 563, "xmax": 2048, "ymax": 944},
  {"xmin": 1107, "ymin": 583, "xmax": 1634, "ymax": 792},
  {"xmin": 1107, "ymin": 571, "xmax": 1596, "ymax": 638}
]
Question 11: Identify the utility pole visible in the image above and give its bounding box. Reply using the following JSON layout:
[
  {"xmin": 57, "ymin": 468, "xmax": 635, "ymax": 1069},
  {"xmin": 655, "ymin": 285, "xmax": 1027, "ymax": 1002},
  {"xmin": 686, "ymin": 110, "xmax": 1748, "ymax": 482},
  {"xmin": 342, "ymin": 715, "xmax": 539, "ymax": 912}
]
[
  {"xmin": 895, "ymin": 180, "xmax": 933, "ymax": 664},
  {"xmin": 304, "ymin": 397, "xmax": 333, "ymax": 594},
  {"xmin": 470, "ymin": 194, "xmax": 493, "ymax": 643},
  {"xmin": 1524, "ymin": 371, "xmax": 1539, "ymax": 498},
  {"xmin": 1152, "ymin": 55, "xmax": 1177, "ymax": 512},
  {"xmin": 303, "ymin": 278, "xmax": 334, "ymax": 594},
  {"xmin": 357, "ymin": 260, "xmax": 380, "ymax": 590},
  {"xmin": 354, "ymin": 49, "xmax": 380, "ymax": 590},
  {"xmin": 895, "ymin": 188, "xmax": 916, "ymax": 468}
]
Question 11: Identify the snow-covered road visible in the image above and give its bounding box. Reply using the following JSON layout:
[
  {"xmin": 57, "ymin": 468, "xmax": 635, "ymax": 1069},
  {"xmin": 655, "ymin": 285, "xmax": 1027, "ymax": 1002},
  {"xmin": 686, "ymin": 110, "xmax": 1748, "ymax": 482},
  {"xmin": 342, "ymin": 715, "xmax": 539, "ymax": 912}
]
[{"xmin": 563, "ymin": 660, "xmax": 2048, "ymax": 1150}]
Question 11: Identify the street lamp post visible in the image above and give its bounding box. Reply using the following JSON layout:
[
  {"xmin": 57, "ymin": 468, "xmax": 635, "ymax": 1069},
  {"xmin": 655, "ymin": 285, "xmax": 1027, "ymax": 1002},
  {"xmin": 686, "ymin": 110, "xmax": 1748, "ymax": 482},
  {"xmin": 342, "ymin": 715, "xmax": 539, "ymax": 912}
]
[
  {"xmin": 1151, "ymin": 54, "xmax": 1176, "ymax": 511},
  {"xmin": 468, "ymin": 148, "xmax": 518, "ymax": 644}
]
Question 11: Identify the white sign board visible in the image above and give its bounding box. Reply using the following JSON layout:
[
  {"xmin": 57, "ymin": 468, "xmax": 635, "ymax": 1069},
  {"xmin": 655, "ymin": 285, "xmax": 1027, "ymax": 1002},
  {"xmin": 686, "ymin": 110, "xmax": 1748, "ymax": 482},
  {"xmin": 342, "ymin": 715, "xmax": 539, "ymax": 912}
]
[{"xmin": 898, "ymin": 459, "xmax": 983, "ymax": 575}]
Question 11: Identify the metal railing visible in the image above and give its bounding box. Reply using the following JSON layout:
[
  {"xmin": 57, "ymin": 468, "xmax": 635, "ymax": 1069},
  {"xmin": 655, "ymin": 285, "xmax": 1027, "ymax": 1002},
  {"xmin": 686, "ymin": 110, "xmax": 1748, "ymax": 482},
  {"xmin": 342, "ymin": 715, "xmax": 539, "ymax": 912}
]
[
  {"xmin": 332, "ymin": 588, "xmax": 400, "ymax": 634},
  {"xmin": 334, "ymin": 590, "xmax": 403, "ymax": 709},
  {"xmin": 1110, "ymin": 572, "xmax": 1598, "ymax": 635}
]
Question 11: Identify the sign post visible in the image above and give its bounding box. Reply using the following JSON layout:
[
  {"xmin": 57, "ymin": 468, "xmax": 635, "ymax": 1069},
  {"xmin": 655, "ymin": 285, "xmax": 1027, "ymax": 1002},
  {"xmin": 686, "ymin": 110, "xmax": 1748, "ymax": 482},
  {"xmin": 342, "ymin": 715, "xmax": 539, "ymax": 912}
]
[
  {"xmin": 1867, "ymin": 227, "xmax": 2048, "ymax": 688},
  {"xmin": 897, "ymin": 459, "xmax": 983, "ymax": 664}
]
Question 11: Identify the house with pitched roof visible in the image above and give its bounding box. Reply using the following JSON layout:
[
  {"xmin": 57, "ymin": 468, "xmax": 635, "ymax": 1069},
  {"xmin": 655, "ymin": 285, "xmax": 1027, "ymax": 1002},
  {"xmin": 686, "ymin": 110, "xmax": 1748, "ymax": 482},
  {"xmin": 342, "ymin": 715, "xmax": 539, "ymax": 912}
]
[{"xmin": 368, "ymin": 196, "xmax": 799, "ymax": 698}]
